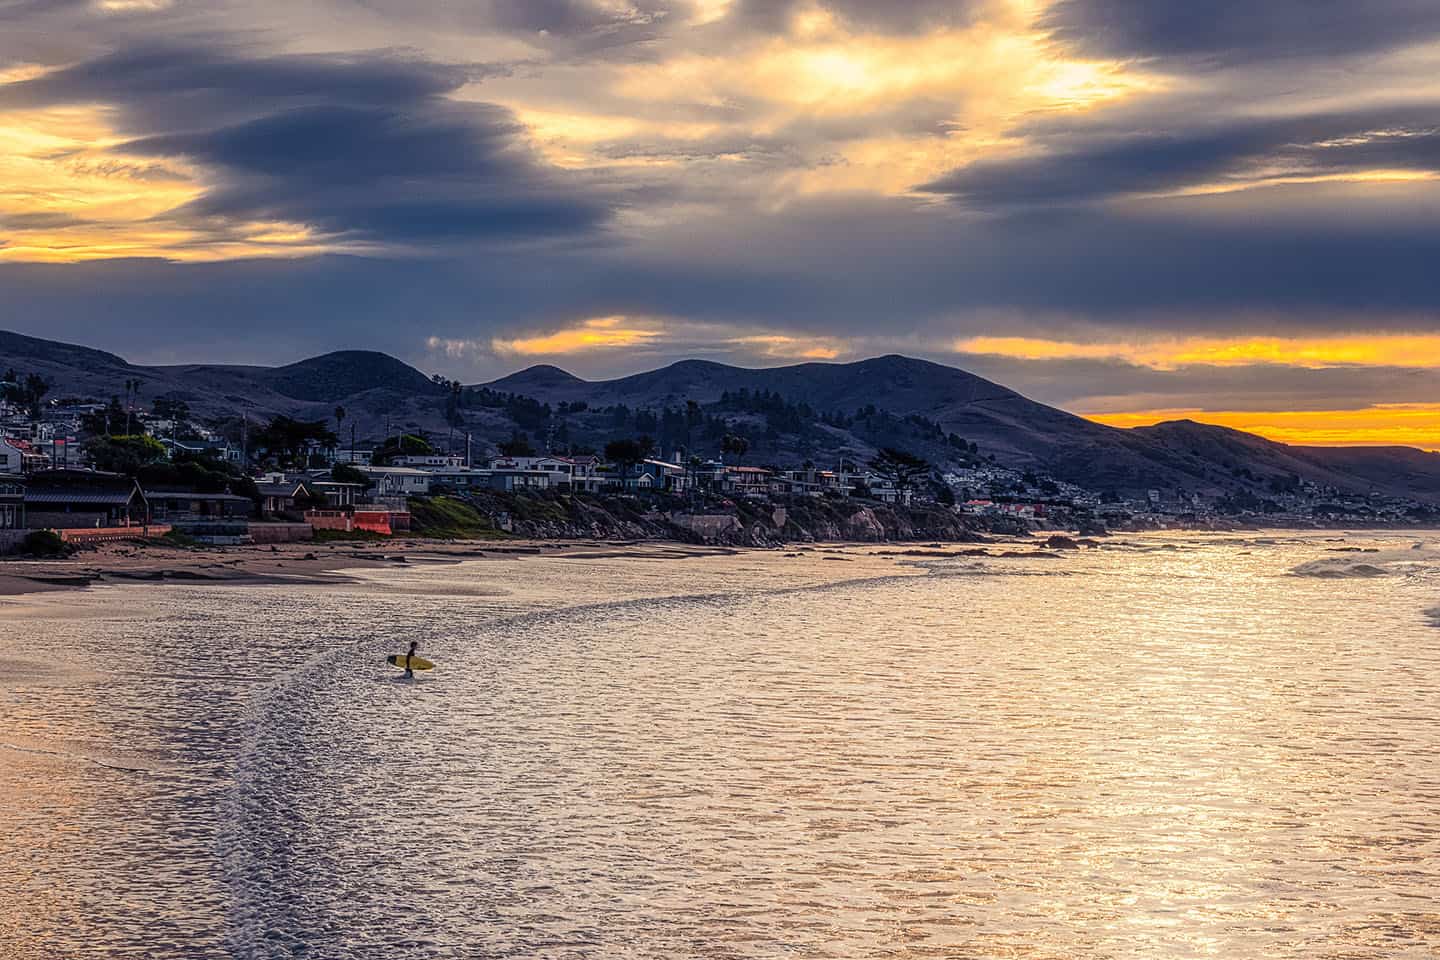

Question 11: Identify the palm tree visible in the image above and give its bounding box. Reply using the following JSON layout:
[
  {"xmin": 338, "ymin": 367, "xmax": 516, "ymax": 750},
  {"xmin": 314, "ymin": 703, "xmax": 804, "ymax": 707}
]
[
  {"xmin": 333, "ymin": 406, "xmax": 346, "ymax": 463},
  {"xmin": 721, "ymin": 433, "xmax": 749, "ymax": 464},
  {"xmin": 123, "ymin": 378, "xmax": 143, "ymax": 435}
]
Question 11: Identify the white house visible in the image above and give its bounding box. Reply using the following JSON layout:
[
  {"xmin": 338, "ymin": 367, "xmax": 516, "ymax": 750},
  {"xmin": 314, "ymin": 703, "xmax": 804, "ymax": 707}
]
[
  {"xmin": 357, "ymin": 466, "xmax": 433, "ymax": 497},
  {"xmin": 394, "ymin": 453, "xmax": 468, "ymax": 469},
  {"xmin": 488, "ymin": 455, "xmax": 601, "ymax": 491},
  {"xmin": 0, "ymin": 438, "xmax": 24, "ymax": 475}
]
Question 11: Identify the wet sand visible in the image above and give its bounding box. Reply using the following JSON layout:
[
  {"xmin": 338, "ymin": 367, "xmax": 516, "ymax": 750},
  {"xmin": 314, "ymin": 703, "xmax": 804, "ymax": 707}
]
[{"xmin": 0, "ymin": 537, "xmax": 746, "ymax": 598}]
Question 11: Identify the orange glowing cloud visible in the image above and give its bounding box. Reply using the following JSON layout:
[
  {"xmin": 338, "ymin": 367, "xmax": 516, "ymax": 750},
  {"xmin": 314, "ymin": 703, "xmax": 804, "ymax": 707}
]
[
  {"xmin": 0, "ymin": 97, "xmax": 344, "ymax": 262},
  {"xmin": 433, "ymin": 319, "xmax": 852, "ymax": 363},
  {"xmin": 489, "ymin": 316, "xmax": 665, "ymax": 356},
  {"xmin": 956, "ymin": 334, "xmax": 1440, "ymax": 370},
  {"xmin": 1087, "ymin": 404, "xmax": 1440, "ymax": 451},
  {"xmin": 728, "ymin": 334, "xmax": 842, "ymax": 360}
]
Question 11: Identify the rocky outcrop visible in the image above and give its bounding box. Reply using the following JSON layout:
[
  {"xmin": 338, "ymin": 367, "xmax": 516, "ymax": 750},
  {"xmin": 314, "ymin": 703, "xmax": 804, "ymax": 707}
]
[
  {"xmin": 423, "ymin": 490, "xmax": 1022, "ymax": 547},
  {"xmin": 443, "ymin": 491, "xmax": 1010, "ymax": 546}
]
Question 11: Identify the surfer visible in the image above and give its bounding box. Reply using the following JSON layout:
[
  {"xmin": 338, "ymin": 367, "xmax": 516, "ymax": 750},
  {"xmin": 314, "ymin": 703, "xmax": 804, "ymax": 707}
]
[{"xmin": 403, "ymin": 640, "xmax": 420, "ymax": 678}]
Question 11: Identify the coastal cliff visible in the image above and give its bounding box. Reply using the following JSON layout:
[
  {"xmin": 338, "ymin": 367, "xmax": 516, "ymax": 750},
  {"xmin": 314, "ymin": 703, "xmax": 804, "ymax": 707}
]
[{"xmin": 415, "ymin": 491, "xmax": 1024, "ymax": 547}]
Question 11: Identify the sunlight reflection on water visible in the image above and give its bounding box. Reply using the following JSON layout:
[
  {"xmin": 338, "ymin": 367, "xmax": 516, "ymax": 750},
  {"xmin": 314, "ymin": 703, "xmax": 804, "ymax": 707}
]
[{"xmin": 3, "ymin": 533, "xmax": 1440, "ymax": 958}]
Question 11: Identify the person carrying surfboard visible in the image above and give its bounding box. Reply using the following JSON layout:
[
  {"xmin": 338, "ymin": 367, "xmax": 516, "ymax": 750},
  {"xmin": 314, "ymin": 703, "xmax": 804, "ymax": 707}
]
[{"xmin": 403, "ymin": 640, "xmax": 420, "ymax": 678}]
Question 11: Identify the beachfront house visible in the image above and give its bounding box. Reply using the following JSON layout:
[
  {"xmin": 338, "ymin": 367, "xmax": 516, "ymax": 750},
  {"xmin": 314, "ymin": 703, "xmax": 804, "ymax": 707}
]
[
  {"xmin": 860, "ymin": 473, "xmax": 912, "ymax": 506},
  {"xmin": 146, "ymin": 490, "xmax": 253, "ymax": 522},
  {"xmin": 0, "ymin": 478, "xmax": 23, "ymax": 530},
  {"xmin": 145, "ymin": 490, "xmax": 253, "ymax": 542},
  {"xmin": 306, "ymin": 480, "xmax": 365, "ymax": 510},
  {"xmin": 481, "ymin": 468, "xmax": 552, "ymax": 492},
  {"xmin": 254, "ymin": 477, "xmax": 316, "ymax": 518},
  {"xmin": 486, "ymin": 455, "xmax": 602, "ymax": 491},
  {"xmin": 0, "ymin": 438, "xmax": 23, "ymax": 475},
  {"xmin": 723, "ymin": 466, "xmax": 773, "ymax": 498},
  {"xmin": 609, "ymin": 458, "xmax": 690, "ymax": 494},
  {"xmin": 422, "ymin": 467, "xmax": 491, "ymax": 491},
  {"xmin": 332, "ymin": 448, "xmax": 373, "ymax": 466},
  {"xmin": 356, "ymin": 466, "xmax": 433, "ymax": 497},
  {"xmin": 23, "ymin": 469, "xmax": 149, "ymax": 529},
  {"xmin": 393, "ymin": 453, "xmax": 468, "ymax": 469},
  {"xmin": 160, "ymin": 437, "xmax": 240, "ymax": 464}
]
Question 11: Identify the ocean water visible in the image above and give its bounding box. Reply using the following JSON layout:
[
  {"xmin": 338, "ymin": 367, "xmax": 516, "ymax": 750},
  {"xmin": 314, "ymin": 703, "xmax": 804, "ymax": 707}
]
[{"xmin": 3, "ymin": 532, "xmax": 1440, "ymax": 959}]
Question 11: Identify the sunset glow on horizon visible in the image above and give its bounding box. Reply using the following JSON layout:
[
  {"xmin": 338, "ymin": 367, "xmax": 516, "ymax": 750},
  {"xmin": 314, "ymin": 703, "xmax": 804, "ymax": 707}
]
[{"xmin": 1085, "ymin": 405, "xmax": 1440, "ymax": 452}]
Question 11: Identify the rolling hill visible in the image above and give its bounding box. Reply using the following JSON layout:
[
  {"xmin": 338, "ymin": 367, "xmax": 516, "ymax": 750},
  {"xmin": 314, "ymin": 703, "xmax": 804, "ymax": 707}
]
[{"xmin": 6, "ymin": 329, "xmax": 1440, "ymax": 502}]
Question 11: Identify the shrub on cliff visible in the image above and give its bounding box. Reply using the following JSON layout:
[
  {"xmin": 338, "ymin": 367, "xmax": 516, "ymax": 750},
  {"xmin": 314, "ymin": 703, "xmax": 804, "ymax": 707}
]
[{"xmin": 407, "ymin": 496, "xmax": 499, "ymax": 539}]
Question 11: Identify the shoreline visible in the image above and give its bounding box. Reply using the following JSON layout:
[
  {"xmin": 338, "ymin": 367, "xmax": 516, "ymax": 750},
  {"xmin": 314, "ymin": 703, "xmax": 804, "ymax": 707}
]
[
  {"xmin": 0, "ymin": 537, "xmax": 757, "ymax": 599},
  {"xmin": 0, "ymin": 529, "xmax": 1077, "ymax": 599},
  {"xmin": 4, "ymin": 524, "xmax": 1434, "ymax": 599}
]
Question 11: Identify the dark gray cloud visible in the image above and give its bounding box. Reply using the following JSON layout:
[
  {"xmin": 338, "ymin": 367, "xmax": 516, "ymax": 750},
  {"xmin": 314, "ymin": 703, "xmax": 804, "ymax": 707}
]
[
  {"xmin": 0, "ymin": 46, "xmax": 482, "ymax": 133},
  {"xmin": 2, "ymin": 45, "xmax": 611, "ymax": 245},
  {"xmin": 341, "ymin": 0, "xmax": 679, "ymax": 59},
  {"xmin": 6, "ymin": 188, "xmax": 1440, "ymax": 368},
  {"xmin": 1044, "ymin": 0, "xmax": 1440, "ymax": 65},
  {"xmin": 922, "ymin": 107, "xmax": 1440, "ymax": 209},
  {"xmin": 730, "ymin": 0, "xmax": 986, "ymax": 34}
]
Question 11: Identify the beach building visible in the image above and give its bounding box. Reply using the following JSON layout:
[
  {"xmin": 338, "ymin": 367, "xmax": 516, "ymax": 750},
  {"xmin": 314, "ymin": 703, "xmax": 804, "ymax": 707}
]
[
  {"xmin": 0, "ymin": 438, "xmax": 23, "ymax": 474},
  {"xmin": 860, "ymin": 473, "xmax": 912, "ymax": 506},
  {"xmin": 160, "ymin": 438, "xmax": 240, "ymax": 463},
  {"xmin": 612, "ymin": 459, "xmax": 689, "ymax": 493},
  {"xmin": 145, "ymin": 490, "xmax": 253, "ymax": 543},
  {"xmin": 480, "ymin": 468, "xmax": 553, "ymax": 492},
  {"xmin": 306, "ymin": 479, "xmax": 365, "ymax": 510},
  {"xmin": 723, "ymin": 466, "xmax": 773, "ymax": 498},
  {"xmin": 356, "ymin": 466, "xmax": 433, "ymax": 497},
  {"xmin": 393, "ymin": 453, "xmax": 468, "ymax": 469},
  {"xmin": 486, "ymin": 455, "xmax": 602, "ymax": 491},
  {"xmin": 421, "ymin": 467, "xmax": 491, "ymax": 491},
  {"xmin": 23, "ymin": 470, "xmax": 149, "ymax": 529},
  {"xmin": 0, "ymin": 478, "xmax": 23, "ymax": 530},
  {"xmin": 415, "ymin": 466, "xmax": 552, "ymax": 492},
  {"xmin": 255, "ymin": 477, "xmax": 316, "ymax": 518},
  {"xmin": 332, "ymin": 448, "xmax": 373, "ymax": 466}
]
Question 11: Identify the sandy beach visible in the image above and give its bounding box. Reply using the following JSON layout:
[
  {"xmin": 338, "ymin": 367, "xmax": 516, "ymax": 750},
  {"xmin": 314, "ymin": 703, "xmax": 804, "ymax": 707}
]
[
  {"xmin": 0, "ymin": 536, "xmax": 754, "ymax": 598},
  {"xmin": 0, "ymin": 528, "xmax": 1084, "ymax": 599}
]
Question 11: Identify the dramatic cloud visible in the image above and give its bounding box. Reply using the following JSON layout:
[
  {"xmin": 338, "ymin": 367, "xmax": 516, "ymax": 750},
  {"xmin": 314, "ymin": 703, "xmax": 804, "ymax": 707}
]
[
  {"xmin": 922, "ymin": 108, "xmax": 1440, "ymax": 208},
  {"xmin": 6, "ymin": 0, "xmax": 1440, "ymax": 445},
  {"xmin": 0, "ymin": 46, "xmax": 610, "ymax": 251},
  {"xmin": 1043, "ymin": 0, "xmax": 1440, "ymax": 65},
  {"xmin": 732, "ymin": 0, "xmax": 990, "ymax": 35}
]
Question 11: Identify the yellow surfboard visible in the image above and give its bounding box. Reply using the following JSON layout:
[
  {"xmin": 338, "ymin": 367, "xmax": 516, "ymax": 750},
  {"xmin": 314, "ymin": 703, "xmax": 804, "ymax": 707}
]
[{"xmin": 387, "ymin": 654, "xmax": 435, "ymax": 671}]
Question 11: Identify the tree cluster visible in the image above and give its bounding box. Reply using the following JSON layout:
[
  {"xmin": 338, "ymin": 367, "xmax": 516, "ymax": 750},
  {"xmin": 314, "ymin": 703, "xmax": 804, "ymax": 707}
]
[
  {"xmin": 254, "ymin": 416, "xmax": 338, "ymax": 468},
  {"xmin": 1, "ymin": 368, "xmax": 50, "ymax": 417}
]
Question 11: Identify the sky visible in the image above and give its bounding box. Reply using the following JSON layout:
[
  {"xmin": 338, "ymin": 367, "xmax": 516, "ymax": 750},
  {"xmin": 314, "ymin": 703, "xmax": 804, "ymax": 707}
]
[{"xmin": 4, "ymin": 0, "xmax": 1440, "ymax": 448}]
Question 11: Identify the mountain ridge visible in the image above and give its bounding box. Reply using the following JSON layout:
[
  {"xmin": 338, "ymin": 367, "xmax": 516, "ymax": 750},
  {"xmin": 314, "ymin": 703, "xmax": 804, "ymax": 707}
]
[{"xmin": 4, "ymin": 329, "xmax": 1440, "ymax": 503}]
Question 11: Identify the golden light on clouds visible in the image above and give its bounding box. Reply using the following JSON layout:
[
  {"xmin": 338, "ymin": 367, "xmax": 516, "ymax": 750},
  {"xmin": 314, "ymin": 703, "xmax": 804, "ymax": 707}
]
[
  {"xmin": 490, "ymin": 316, "xmax": 665, "ymax": 356},
  {"xmin": 1088, "ymin": 404, "xmax": 1440, "ymax": 451},
  {"xmin": 729, "ymin": 334, "xmax": 842, "ymax": 360},
  {"xmin": 541, "ymin": 1, "xmax": 1165, "ymax": 195},
  {"xmin": 956, "ymin": 334, "xmax": 1440, "ymax": 370},
  {"xmin": 0, "ymin": 95, "xmax": 346, "ymax": 261},
  {"xmin": 437, "ymin": 318, "xmax": 849, "ymax": 361}
]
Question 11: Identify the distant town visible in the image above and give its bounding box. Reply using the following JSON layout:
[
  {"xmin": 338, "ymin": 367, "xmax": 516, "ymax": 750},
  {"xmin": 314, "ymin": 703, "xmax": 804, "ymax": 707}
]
[{"xmin": 2, "ymin": 368, "xmax": 1435, "ymax": 554}]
